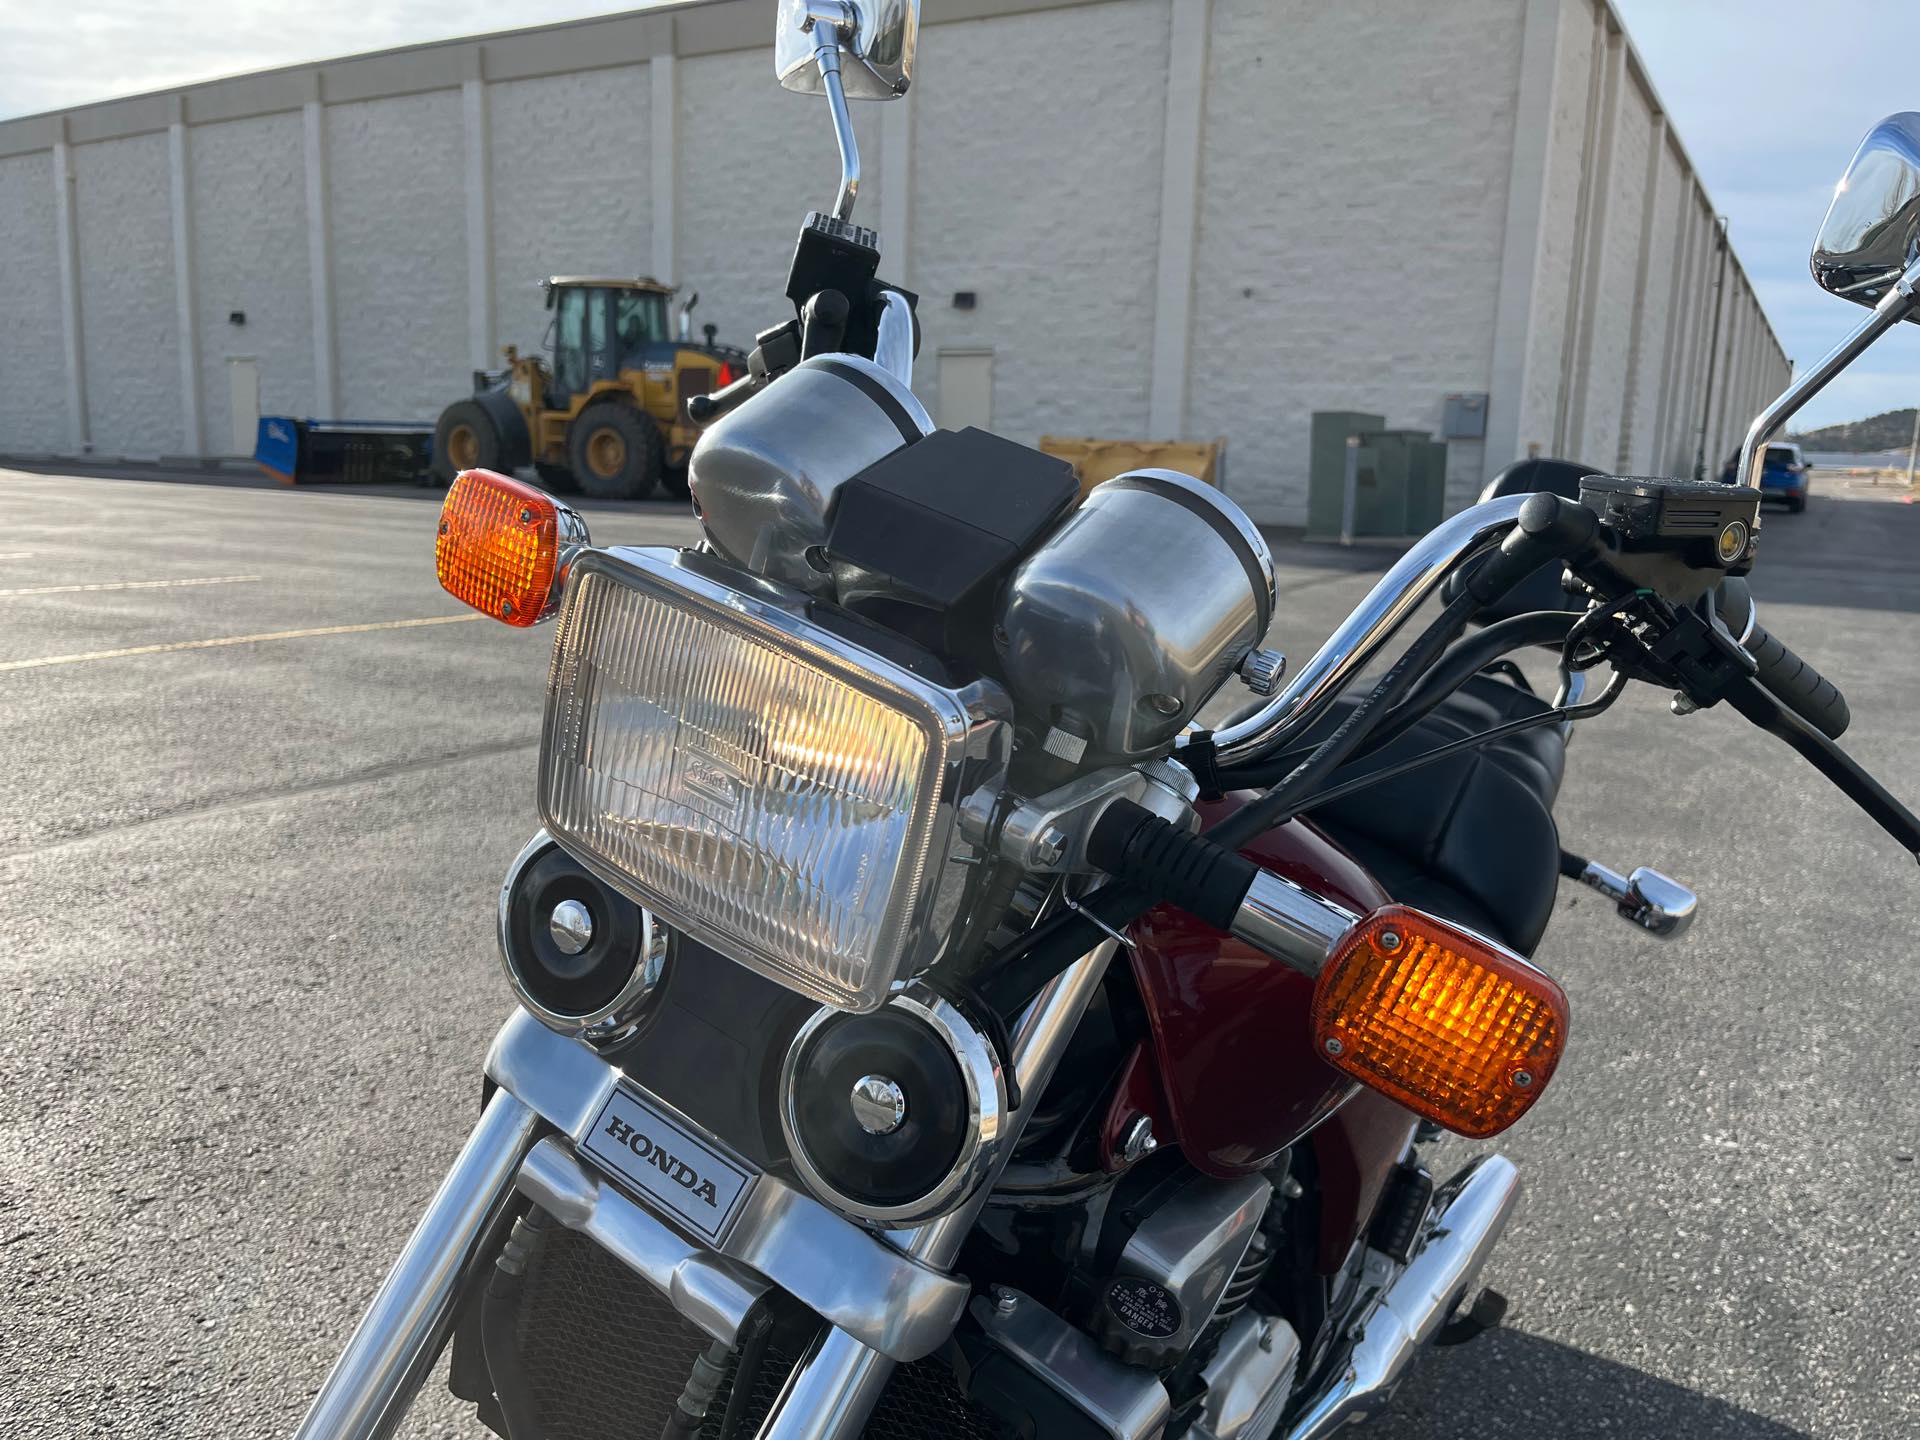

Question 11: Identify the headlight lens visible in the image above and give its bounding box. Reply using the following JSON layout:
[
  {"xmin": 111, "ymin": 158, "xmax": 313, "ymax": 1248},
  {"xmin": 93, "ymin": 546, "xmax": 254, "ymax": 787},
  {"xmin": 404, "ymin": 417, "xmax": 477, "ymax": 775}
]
[{"xmin": 540, "ymin": 547, "xmax": 1007, "ymax": 1012}]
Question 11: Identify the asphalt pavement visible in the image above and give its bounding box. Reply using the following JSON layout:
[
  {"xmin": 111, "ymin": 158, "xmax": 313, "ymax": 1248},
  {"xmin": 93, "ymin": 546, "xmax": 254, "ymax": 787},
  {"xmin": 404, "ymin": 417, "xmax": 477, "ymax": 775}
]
[{"xmin": 0, "ymin": 467, "xmax": 1914, "ymax": 1438}]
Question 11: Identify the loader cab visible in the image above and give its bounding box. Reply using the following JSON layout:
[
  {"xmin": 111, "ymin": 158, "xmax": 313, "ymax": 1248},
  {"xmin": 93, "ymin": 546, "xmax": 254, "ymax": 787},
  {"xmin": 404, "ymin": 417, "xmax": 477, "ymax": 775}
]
[{"xmin": 544, "ymin": 279, "xmax": 673, "ymax": 407}]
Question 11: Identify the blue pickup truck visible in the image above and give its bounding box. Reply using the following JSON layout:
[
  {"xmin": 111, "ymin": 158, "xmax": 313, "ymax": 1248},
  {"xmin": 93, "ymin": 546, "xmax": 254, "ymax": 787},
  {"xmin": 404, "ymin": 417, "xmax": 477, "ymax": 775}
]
[{"xmin": 1720, "ymin": 440, "xmax": 1811, "ymax": 512}]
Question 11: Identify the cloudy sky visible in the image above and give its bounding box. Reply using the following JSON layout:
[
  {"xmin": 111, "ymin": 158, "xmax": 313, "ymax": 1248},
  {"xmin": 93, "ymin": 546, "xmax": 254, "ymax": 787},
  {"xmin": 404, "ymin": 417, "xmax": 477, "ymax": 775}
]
[{"xmin": 3, "ymin": 0, "xmax": 1914, "ymax": 429}]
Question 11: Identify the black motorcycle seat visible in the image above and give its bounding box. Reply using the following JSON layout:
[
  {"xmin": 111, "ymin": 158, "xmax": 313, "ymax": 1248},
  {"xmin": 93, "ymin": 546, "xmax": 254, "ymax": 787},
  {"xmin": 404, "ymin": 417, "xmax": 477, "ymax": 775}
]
[{"xmin": 1305, "ymin": 673, "xmax": 1564, "ymax": 955}]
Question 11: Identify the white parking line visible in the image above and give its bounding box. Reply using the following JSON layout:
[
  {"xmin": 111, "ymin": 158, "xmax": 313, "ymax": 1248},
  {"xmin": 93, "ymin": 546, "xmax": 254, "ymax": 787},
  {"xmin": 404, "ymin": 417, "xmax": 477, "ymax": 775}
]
[
  {"xmin": 0, "ymin": 574, "xmax": 260, "ymax": 598},
  {"xmin": 0, "ymin": 613, "xmax": 483, "ymax": 673},
  {"xmin": 0, "ymin": 552, "xmax": 35, "ymax": 560}
]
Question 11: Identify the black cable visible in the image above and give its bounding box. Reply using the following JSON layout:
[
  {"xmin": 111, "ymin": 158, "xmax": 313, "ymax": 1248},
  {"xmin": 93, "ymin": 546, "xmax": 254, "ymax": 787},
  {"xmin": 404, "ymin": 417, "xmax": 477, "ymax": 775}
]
[
  {"xmin": 1210, "ymin": 609, "xmax": 1579, "ymax": 791},
  {"xmin": 482, "ymin": 1209, "xmax": 557, "ymax": 1440},
  {"xmin": 1276, "ymin": 678, "xmax": 1625, "ymax": 817},
  {"xmin": 717, "ymin": 1312, "xmax": 775, "ymax": 1440},
  {"xmin": 1205, "ymin": 587, "xmax": 1484, "ymax": 847}
]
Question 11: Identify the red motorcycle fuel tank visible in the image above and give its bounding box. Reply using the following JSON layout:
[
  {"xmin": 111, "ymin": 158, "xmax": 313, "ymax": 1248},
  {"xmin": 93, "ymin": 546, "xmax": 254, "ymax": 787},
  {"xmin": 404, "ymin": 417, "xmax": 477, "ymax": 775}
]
[{"xmin": 1124, "ymin": 795, "xmax": 1403, "ymax": 1179}]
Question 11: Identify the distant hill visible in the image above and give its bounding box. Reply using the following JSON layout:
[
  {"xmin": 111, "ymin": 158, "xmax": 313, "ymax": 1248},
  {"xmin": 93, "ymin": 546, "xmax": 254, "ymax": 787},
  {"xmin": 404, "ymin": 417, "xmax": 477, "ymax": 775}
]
[{"xmin": 1789, "ymin": 408, "xmax": 1917, "ymax": 453}]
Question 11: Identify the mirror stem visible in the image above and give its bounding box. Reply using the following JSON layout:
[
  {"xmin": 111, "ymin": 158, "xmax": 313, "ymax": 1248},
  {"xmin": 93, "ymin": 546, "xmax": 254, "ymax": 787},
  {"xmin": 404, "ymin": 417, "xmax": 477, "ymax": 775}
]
[
  {"xmin": 814, "ymin": 38, "xmax": 862, "ymax": 222},
  {"xmin": 1737, "ymin": 256, "xmax": 1920, "ymax": 490},
  {"xmin": 874, "ymin": 290, "xmax": 914, "ymax": 388}
]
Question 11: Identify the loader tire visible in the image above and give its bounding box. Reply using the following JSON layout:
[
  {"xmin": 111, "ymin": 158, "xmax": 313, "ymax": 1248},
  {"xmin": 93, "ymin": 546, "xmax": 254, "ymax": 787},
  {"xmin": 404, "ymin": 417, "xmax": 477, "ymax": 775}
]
[
  {"xmin": 433, "ymin": 400, "xmax": 502, "ymax": 487},
  {"xmin": 533, "ymin": 461, "xmax": 578, "ymax": 495},
  {"xmin": 568, "ymin": 403, "xmax": 662, "ymax": 501}
]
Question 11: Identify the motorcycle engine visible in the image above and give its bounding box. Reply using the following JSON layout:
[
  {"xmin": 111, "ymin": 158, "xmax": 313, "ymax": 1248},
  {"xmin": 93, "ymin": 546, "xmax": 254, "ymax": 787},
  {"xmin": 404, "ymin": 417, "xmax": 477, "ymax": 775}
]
[{"xmin": 688, "ymin": 376, "xmax": 1275, "ymax": 771}]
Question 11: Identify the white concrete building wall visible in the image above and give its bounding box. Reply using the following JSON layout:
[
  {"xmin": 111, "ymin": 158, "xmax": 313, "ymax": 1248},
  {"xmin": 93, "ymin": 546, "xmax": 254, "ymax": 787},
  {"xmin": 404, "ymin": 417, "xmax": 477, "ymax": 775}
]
[
  {"xmin": 1512, "ymin": 0, "xmax": 1596, "ymax": 465},
  {"xmin": 1571, "ymin": 59, "xmax": 1652, "ymax": 467},
  {"xmin": 911, "ymin": 0, "xmax": 1166, "ymax": 448},
  {"xmin": 1186, "ymin": 0, "xmax": 1525, "ymax": 523},
  {"xmin": 488, "ymin": 65, "xmax": 652, "ymax": 356},
  {"xmin": 1624, "ymin": 134, "xmax": 1684, "ymax": 474},
  {"xmin": 0, "ymin": 0, "xmax": 1792, "ymax": 522},
  {"xmin": 72, "ymin": 132, "xmax": 183, "ymax": 459},
  {"xmin": 190, "ymin": 111, "xmax": 314, "ymax": 454},
  {"xmin": 0, "ymin": 151, "xmax": 67, "ymax": 455},
  {"xmin": 325, "ymin": 91, "xmax": 469, "ymax": 421}
]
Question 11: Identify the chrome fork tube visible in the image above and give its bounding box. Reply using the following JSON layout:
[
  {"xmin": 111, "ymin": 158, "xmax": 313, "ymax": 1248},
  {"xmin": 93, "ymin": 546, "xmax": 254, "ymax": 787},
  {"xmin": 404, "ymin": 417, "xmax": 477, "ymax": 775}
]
[
  {"xmin": 756, "ymin": 940, "xmax": 1121, "ymax": 1440},
  {"xmin": 294, "ymin": 1090, "xmax": 540, "ymax": 1440}
]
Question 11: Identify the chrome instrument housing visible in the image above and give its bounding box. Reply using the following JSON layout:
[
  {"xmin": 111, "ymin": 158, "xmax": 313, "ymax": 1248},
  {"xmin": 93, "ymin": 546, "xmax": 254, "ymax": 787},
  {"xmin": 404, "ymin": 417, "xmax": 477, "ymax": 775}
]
[
  {"xmin": 997, "ymin": 470, "xmax": 1276, "ymax": 763},
  {"xmin": 688, "ymin": 354, "xmax": 932, "ymax": 596}
]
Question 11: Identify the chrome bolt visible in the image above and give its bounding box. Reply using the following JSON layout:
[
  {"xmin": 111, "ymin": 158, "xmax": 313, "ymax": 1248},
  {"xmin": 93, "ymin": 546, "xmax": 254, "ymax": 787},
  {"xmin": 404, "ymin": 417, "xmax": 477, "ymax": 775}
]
[
  {"xmin": 849, "ymin": 1074, "xmax": 908, "ymax": 1135},
  {"xmin": 1324, "ymin": 1037, "xmax": 1344, "ymax": 1056},
  {"xmin": 994, "ymin": 1288, "xmax": 1019, "ymax": 1316},
  {"xmin": 1670, "ymin": 694, "xmax": 1701, "ymax": 717},
  {"xmin": 437, "ymin": 518, "xmax": 449, "ymax": 535},
  {"xmin": 548, "ymin": 899, "xmax": 594, "ymax": 956},
  {"xmin": 1378, "ymin": 929, "xmax": 1403, "ymax": 953},
  {"xmin": 500, "ymin": 600, "xmax": 515, "ymax": 618},
  {"xmin": 1279, "ymin": 1175, "xmax": 1304, "ymax": 1200},
  {"xmin": 1142, "ymin": 692, "xmax": 1183, "ymax": 717},
  {"xmin": 1511, "ymin": 1069, "xmax": 1534, "ymax": 1089},
  {"xmin": 520, "ymin": 508, "xmax": 535, "ymax": 524},
  {"xmin": 1031, "ymin": 826, "xmax": 1069, "ymax": 868},
  {"xmin": 1258, "ymin": 1320, "xmax": 1278, "ymax": 1353},
  {"xmin": 1120, "ymin": 1113, "xmax": 1158, "ymax": 1164}
]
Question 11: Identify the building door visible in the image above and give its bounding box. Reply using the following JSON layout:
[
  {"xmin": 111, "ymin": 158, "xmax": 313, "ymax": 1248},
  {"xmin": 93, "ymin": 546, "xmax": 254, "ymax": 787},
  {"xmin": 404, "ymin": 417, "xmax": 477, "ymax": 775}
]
[
  {"xmin": 227, "ymin": 357, "xmax": 260, "ymax": 456},
  {"xmin": 937, "ymin": 349, "xmax": 994, "ymax": 432}
]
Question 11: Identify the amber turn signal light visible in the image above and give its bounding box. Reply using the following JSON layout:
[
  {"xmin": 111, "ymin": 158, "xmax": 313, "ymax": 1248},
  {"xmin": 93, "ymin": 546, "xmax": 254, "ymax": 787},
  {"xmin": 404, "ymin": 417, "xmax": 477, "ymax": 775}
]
[
  {"xmin": 436, "ymin": 469, "xmax": 583, "ymax": 627},
  {"xmin": 1312, "ymin": 905, "xmax": 1568, "ymax": 1139}
]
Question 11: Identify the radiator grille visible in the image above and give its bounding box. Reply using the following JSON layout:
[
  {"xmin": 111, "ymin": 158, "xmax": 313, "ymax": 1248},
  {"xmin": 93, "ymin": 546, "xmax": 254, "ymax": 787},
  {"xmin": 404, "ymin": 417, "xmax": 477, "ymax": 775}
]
[{"xmin": 509, "ymin": 1225, "xmax": 1006, "ymax": 1439}]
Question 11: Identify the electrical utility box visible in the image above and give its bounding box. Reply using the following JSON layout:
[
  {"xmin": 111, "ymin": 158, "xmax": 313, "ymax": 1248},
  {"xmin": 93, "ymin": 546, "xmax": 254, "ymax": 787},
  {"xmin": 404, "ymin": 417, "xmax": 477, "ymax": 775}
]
[
  {"xmin": 1307, "ymin": 411, "xmax": 1385, "ymax": 540},
  {"xmin": 1308, "ymin": 414, "xmax": 1448, "ymax": 541}
]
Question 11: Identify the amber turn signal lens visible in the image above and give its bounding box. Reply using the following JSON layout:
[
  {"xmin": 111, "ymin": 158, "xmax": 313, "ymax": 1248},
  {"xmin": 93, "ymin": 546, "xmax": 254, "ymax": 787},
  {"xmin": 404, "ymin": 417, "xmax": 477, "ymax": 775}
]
[
  {"xmin": 437, "ymin": 469, "xmax": 563, "ymax": 627},
  {"xmin": 1312, "ymin": 905, "xmax": 1568, "ymax": 1139}
]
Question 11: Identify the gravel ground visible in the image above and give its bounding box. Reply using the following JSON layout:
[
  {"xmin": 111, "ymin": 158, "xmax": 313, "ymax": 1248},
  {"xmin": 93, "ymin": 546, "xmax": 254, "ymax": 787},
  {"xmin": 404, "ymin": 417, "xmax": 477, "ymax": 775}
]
[{"xmin": 0, "ymin": 467, "xmax": 1913, "ymax": 1438}]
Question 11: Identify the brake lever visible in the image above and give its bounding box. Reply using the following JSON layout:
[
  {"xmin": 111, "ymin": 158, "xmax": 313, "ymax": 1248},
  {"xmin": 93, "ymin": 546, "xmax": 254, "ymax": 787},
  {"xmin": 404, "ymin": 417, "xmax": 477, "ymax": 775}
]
[{"xmin": 1720, "ymin": 675, "xmax": 1920, "ymax": 861}]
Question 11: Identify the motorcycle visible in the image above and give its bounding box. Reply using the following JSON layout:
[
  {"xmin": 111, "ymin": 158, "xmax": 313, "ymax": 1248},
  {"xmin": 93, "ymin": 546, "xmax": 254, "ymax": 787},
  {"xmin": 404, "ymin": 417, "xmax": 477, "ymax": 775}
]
[{"xmin": 295, "ymin": 7, "xmax": 1920, "ymax": 1438}]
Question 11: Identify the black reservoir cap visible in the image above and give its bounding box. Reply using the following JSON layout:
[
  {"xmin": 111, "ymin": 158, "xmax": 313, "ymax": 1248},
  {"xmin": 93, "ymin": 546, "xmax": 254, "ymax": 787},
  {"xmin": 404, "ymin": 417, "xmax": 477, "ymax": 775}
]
[{"xmin": 825, "ymin": 428, "xmax": 1081, "ymax": 663}]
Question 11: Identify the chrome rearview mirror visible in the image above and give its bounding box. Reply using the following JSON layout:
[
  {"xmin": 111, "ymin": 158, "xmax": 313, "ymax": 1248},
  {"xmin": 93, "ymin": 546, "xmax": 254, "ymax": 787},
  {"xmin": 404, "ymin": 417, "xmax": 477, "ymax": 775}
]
[
  {"xmin": 1732, "ymin": 113, "xmax": 1920, "ymax": 493},
  {"xmin": 1811, "ymin": 113, "xmax": 1920, "ymax": 314},
  {"xmin": 776, "ymin": 0, "xmax": 918, "ymax": 222},
  {"xmin": 777, "ymin": 0, "xmax": 916, "ymax": 101}
]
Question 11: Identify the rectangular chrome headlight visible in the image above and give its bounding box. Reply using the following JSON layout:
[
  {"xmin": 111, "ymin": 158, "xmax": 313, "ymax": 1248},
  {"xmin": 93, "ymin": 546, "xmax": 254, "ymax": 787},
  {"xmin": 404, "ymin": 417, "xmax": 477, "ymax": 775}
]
[{"xmin": 539, "ymin": 547, "xmax": 1009, "ymax": 1012}]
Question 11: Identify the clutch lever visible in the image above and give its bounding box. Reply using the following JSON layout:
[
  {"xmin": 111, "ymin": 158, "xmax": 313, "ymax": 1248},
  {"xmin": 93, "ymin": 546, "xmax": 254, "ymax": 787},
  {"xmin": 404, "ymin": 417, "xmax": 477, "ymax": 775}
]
[{"xmin": 1719, "ymin": 675, "xmax": 1920, "ymax": 862}]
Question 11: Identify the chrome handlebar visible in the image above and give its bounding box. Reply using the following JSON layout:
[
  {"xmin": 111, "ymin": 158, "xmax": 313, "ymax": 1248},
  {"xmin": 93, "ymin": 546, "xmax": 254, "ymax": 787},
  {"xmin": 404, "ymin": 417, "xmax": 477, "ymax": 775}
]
[{"xmin": 1180, "ymin": 494, "xmax": 1532, "ymax": 768}]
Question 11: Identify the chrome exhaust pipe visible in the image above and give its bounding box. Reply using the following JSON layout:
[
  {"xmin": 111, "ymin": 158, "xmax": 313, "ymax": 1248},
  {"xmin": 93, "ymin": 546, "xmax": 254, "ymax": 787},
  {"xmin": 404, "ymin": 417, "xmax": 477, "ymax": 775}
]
[{"xmin": 1285, "ymin": 1154, "xmax": 1520, "ymax": 1440}]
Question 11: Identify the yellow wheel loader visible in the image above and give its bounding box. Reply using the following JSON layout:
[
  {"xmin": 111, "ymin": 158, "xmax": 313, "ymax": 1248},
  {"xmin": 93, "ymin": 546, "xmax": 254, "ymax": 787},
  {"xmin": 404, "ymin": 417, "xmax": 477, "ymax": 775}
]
[{"xmin": 432, "ymin": 279, "xmax": 745, "ymax": 500}]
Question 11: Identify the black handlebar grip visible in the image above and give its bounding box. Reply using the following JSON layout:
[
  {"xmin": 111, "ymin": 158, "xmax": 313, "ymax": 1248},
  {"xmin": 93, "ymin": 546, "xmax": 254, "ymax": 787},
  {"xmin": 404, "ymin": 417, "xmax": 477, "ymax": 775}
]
[
  {"xmin": 1744, "ymin": 621, "xmax": 1850, "ymax": 740},
  {"xmin": 1713, "ymin": 578, "xmax": 1850, "ymax": 740},
  {"xmin": 686, "ymin": 371, "xmax": 760, "ymax": 426},
  {"xmin": 1087, "ymin": 799, "xmax": 1257, "ymax": 931}
]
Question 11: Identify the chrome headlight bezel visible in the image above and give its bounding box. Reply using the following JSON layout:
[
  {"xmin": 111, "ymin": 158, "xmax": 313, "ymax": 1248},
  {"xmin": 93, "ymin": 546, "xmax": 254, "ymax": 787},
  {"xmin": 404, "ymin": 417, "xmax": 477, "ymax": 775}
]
[{"xmin": 538, "ymin": 546, "xmax": 1011, "ymax": 1013}]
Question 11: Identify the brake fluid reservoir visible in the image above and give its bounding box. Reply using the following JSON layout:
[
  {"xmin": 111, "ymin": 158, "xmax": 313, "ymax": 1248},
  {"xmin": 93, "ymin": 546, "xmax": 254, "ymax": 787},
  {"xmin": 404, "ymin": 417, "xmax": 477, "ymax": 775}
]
[{"xmin": 996, "ymin": 470, "xmax": 1275, "ymax": 763}]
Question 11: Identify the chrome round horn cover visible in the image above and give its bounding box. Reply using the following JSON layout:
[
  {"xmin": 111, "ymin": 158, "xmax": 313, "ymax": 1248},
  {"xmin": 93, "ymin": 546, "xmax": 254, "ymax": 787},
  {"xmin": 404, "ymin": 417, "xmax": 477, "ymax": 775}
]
[
  {"xmin": 781, "ymin": 981, "xmax": 1007, "ymax": 1226},
  {"xmin": 497, "ymin": 829, "xmax": 668, "ymax": 1045}
]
